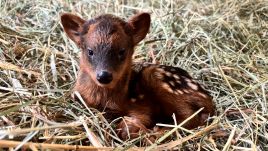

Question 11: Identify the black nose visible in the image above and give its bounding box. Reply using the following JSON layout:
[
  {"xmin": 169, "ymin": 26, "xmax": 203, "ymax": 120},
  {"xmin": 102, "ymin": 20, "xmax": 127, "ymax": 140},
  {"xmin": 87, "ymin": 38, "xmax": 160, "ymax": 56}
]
[{"xmin": 96, "ymin": 71, "xmax": 113, "ymax": 84}]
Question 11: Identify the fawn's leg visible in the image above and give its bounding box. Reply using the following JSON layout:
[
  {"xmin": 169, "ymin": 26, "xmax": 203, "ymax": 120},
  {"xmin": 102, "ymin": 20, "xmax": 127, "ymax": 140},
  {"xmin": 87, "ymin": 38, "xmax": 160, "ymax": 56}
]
[{"xmin": 116, "ymin": 110, "xmax": 153, "ymax": 140}]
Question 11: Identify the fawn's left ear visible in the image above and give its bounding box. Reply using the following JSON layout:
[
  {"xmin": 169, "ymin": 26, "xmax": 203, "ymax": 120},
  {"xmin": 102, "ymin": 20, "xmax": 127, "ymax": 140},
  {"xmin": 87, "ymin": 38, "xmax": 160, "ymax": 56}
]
[
  {"xmin": 128, "ymin": 13, "xmax": 151, "ymax": 45},
  {"xmin": 61, "ymin": 13, "xmax": 86, "ymax": 47}
]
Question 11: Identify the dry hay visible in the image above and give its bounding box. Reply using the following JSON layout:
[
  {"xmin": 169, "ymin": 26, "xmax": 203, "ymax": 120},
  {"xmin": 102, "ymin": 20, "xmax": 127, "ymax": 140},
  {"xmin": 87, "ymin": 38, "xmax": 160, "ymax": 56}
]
[{"xmin": 0, "ymin": 0, "xmax": 267, "ymax": 150}]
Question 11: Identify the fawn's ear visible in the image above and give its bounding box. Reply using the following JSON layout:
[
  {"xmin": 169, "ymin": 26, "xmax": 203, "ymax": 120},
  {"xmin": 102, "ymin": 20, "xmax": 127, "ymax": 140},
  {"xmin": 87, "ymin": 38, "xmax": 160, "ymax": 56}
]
[
  {"xmin": 61, "ymin": 13, "xmax": 86, "ymax": 46},
  {"xmin": 128, "ymin": 13, "xmax": 151, "ymax": 45}
]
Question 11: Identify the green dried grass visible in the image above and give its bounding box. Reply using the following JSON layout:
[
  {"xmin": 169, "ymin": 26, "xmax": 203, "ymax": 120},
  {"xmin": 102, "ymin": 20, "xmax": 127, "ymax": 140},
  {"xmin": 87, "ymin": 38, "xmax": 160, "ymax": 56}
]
[{"xmin": 0, "ymin": 0, "xmax": 267, "ymax": 150}]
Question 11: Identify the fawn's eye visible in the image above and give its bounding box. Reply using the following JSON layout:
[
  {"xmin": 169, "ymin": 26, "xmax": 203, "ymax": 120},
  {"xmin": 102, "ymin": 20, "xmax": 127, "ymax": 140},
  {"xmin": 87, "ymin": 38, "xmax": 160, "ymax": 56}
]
[
  {"xmin": 87, "ymin": 48, "xmax": 94, "ymax": 56},
  {"xmin": 118, "ymin": 48, "xmax": 126, "ymax": 58}
]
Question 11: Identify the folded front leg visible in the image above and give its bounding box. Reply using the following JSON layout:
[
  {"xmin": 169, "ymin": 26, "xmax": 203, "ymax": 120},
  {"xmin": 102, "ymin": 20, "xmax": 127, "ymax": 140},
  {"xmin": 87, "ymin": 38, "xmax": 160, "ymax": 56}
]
[
  {"xmin": 116, "ymin": 117, "xmax": 147, "ymax": 140},
  {"xmin": 116, "ymin": 110, "xmax": 153, "ymax": 140}
]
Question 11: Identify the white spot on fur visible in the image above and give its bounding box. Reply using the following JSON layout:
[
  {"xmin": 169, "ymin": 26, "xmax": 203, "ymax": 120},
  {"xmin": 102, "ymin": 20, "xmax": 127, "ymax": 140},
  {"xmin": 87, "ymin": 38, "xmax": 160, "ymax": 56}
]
[
  {"xmin": 184, "ymin": 77, "xmax": 191, "ymax": 83},
  {"xmin": 169, "ymin": 81, "xmax": 175, "ymax": 86},
  {"xmin": 176, "ymin": 80, "xmax": 181, "ymax": 84},
  {"xmin": 187, "ymin": 82, "xmax": 198, "ymax": 90},
  {"xmin": 165, "ymin": 72, "xmax": 172, "ymax": 77},
  {"xmin": 176, "ymin": 90, "xmax": 184, "ymax": 94},
  {"xmin": 197, "ymin": 92, "xmax": 208, "ymax": 98},
  {"xmin": 131, "ymin": 98, "xmax": 137, "ymax": 103},
  {"xmin": 162, "ymin": 83, "xmax": 173, "ymax": 93},
  {"xmin": 173, "ymin": 74, "xmax": 180, "ymax": 80},
  {"xmin": 183, "ymin": 89, "xmax": 190, "ymax": 93},
  {"xmin": 138, "ymin": 94, "xmax": 144, "ymax": 99}
]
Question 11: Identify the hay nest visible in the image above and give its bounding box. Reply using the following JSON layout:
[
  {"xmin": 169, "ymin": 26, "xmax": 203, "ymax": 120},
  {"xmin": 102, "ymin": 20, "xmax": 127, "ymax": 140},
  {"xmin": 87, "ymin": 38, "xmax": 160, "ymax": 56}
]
[{"xmin": 0, "ymin": 0, "xmax": 267, "ymax": 150}]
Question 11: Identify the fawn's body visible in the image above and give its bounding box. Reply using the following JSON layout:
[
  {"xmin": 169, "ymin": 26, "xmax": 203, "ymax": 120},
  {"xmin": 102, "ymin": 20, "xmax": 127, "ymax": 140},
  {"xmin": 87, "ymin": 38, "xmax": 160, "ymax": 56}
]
[{"xmin": 61, "ymin": 13, "xmax": 215, "ymax": 140}]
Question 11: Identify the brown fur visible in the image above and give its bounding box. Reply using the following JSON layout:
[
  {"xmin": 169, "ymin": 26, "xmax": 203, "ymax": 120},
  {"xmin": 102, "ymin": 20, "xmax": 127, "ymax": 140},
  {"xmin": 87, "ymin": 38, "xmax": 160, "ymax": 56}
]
[{"xmin": 61, "ymin": 13, "xmax": 215, "ymax": 140}]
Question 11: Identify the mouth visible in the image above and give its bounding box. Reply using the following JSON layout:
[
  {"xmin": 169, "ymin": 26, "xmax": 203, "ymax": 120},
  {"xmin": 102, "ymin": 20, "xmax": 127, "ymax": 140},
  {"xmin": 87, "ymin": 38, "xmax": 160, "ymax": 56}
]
[
  {"xmin": 96, "ymin": 76, "xmax": 113, "ymax": 84},
  {"xmin": 95, "ymin": 80, "xmax": 117, "ymax": 89}
]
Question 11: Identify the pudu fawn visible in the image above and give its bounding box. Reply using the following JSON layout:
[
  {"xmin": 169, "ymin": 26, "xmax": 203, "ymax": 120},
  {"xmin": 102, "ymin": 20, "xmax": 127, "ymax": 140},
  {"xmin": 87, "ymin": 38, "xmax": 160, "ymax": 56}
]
[{"xmin": 61, "ymin": 12, "xmax": 215, "ymax": 140}]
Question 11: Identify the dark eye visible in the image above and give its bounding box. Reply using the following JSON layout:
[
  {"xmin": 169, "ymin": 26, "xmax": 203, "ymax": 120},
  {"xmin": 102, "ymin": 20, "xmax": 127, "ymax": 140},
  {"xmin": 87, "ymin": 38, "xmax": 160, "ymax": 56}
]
[
  {"xmin": 87, "ymin": 48, "xmax": 94, "ymax": 56},
  {"xmin": 118, "ymin": 48, "xmax": 126, "ymax": 58}
]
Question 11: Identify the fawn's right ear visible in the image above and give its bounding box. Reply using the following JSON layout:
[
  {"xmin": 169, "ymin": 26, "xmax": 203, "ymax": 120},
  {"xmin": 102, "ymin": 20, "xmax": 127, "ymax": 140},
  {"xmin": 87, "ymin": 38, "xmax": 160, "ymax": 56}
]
[
  {"xmin": 61, "ymin": 13, "xmax": 86, "ymax": 46},
  {"xmin": 128, "ymin": 13, "xmax": 151, "ymax": 45}
]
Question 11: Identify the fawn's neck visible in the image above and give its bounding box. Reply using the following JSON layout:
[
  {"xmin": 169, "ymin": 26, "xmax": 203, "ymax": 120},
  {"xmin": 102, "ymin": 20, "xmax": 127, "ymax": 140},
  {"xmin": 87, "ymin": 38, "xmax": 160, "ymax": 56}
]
[{"xmin": 76, "ymin": 66, "xmax": 132, "ymax": 110}]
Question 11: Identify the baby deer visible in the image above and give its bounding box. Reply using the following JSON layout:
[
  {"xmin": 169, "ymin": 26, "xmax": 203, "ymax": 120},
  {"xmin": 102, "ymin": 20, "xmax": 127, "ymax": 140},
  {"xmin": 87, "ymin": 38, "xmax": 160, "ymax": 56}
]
[{"xmin": 61, "ymin": 12, "xmax": 215, "ymax": 140}]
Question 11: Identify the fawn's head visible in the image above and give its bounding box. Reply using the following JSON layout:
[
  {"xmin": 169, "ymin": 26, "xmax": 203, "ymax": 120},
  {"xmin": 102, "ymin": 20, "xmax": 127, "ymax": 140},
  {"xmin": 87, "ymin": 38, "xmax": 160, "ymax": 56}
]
[{"xmin": 61, "ymin": 13, "xmax": 150, "ymax": 88}]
